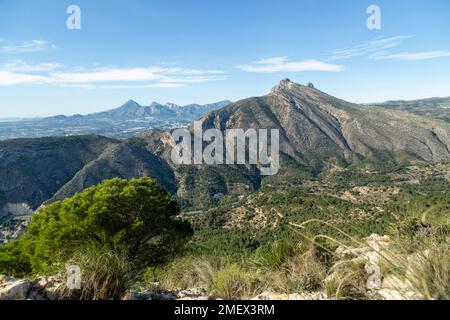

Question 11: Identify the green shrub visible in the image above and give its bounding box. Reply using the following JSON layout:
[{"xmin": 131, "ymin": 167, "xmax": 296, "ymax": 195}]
[
  {"xmin": 21, "ymin": 177, "xmax": 193, "ymax": 273},
  {"xmin": 0, "ymin": 240, "xmax": 32, "ymax": 277},
  {"xmin": 251, "ymin": 240, "xmax": 299, "ymax": 270}
]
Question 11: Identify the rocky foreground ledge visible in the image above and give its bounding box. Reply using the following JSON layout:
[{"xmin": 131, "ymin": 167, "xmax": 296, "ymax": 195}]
[
  {"xmin": 122, "ymin": 289, "xmax": 330, "ymax": 301},
  {"xmin": 0, "ymin": 235, "xmax": 431, "ymax": 301},
  {"xmin": 0, "ymin": 276, "xmax": 329, "ymax": 301},
  {"xmin": 0, "ymin": 275, "xmax": 61, "ymax": 300}
]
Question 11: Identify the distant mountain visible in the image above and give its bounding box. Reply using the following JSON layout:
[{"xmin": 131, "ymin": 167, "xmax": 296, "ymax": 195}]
[
  {"xmin": 369, "ymin": 97, "xmax": 450, "ymax": 123},
  {"xmin": 1, "ymin": 79, "xmax": 449, "ymax": 211},
  {"xmin": 0, "ymin": 100, "xmax": 232, "ymax": 140},
  {"xmin": 46, "ymin": 100, "xmax": 232, "ymax": 121}
]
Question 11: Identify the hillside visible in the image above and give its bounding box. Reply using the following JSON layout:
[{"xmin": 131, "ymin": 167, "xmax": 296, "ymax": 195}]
[
  {"xmin": 1, "ymin": 79, "xmax": 450, "ymax": 211},
  {"xmin": 1, "ymin": 81, "xmax": 449, "ymax": 301},
  {"xmin": 197, "ymin": 79, "xmax": 450, "ymax": 166},
  {"xmin": 41, "ymin": 79, "xmax": 450, "ymax": 209},
  {"xmin": 0, "ymin": 135, "xmax": 118, "ymax": 211},
  {"xmin": 370, "ymin": 97, "xmax": 450, "ymax": 123}
]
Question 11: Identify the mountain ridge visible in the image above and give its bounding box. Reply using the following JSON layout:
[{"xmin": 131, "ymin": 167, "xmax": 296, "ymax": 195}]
[
  {"xmin": 1, "ymin": 79, "xmax": 450, "ymax": 211},
  {"xmin": 46, "ymin": 79, "xmax": 450, "ymax": 207},
  {"xmin": 0, "ymin": 100, "xmax": 232, "ymax": 141},
  {"xmin": 369, "ymin": 97, "xmax": 450, "ymax": 123},
  {"xmin": 45, "ymin": 100, "xmax": 233, "ymax": 121}
]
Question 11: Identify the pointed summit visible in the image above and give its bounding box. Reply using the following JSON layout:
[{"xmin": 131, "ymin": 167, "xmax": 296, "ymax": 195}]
[
  {"xmin": 270, "ymin": 77, "xmax": 296, "ymax": 94},
  {"xmin": 280, "ymin": 77, "xmax": 292, "ymax": 84},
  {"xmin": 270, "ymin": 79, "xmax": 319, "ymax": 96},
  {"xmin": 122, "ymin": 99, "xmax": 140, "ymax": 107},
  {"xmin": 165, "ymin": 102, "xmax": 180, "ymax": 110},
  {"xmin": 150, "ymin": 101, "xmax": 163, "ymax": 108}
]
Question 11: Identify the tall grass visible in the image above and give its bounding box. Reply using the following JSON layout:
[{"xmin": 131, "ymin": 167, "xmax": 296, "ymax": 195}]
[
  {"xmin": 144, "ymin": 209, "xmax": 448, "ymax": 301},
  {"xmin": 250, "ymin": 240, "xmax": 298, "ymax": 270},
  {"xmin": 59, "ymin": 242, "xmax": 134, "ymax": 300},
  {"xmin": 379, "ymin": 233, "xmax": 449, "ymax": 300},
  {"xmin": 152, "ymin": 239, "xmax": 328, "ymax": 299},
  {"xmin": 271, "ymin": 247, "xmax": 327, "ymax": 294},
  {"xmin": 152, "ymin": 256, "xmax": 259, "ymax": 300},
  {"xmin": 214, "ymin": 264, "xmax": 255, "ymax": 300},
  {"xmin": 296, "ymin": 216, "xmax": 449, "ymax": 300}
]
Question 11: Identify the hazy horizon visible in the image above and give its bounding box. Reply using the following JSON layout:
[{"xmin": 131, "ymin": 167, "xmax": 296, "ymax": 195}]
[{"xmin": 1, "ymin": 81, "xmax": 450, "ymax": 120}]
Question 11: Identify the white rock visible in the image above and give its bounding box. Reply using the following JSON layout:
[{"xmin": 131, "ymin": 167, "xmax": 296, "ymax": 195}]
[
  {"xmin": 0, "ymin": 278, "xmax": 32, "ymax": 300},
  {"xmin": 382, "ymin": 275, "xmax": 407, "ymax": 290},
  {"xmin": 177, "ymin": 288, "xmax": 207, "ymax": 299},
  {"xmin": 378, "ymin": 288, "xmax": 422, "ymax": 300},
  {"xmin": 252, "ymin": 291, "xmax": 328, "ymax": 300}
]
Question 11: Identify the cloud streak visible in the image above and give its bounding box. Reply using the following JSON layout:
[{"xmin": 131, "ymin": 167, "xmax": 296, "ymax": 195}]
[
  {"xmin": 0, "ymin": 40, "xmax": 55, "ymax": 54},
  {"xmin": 237, "ymin": 56, "xmax": 343, "ymax": 73},
  {"xmin": 0, "ymin": 64, "xmax": 226, "ymax": 87},
  {"xmin": 330, "ymin": 36, "xmax": 414, "ymax": 60},
  {"xmin": 0, "ymin": 71, "xmax": 50, "ymax": 86},
  {"xmin": 2, "ymin": 60, "xmax": 63, "ymax": 72},
  {"xmin": 370, "ymin": 50, "xmax": 450, "ymax": 61}
]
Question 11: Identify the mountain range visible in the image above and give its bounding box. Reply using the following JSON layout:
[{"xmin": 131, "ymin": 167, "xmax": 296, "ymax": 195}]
[
  {"xmin": 1, "ymin": 79, "xmax": 449, "ymax": 212},
  {"xmin": 0, "ymin": 100, "xmax": 231, "ymax": 141},
  {"xmin": 47, "ymin": 100, "xmax": 232, "ymax": 121}
]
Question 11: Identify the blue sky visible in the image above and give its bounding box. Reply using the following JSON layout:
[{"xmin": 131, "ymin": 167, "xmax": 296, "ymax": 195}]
[{"xmin": 0, "ymin": 0, "xmax": 450, "ymax": 117}]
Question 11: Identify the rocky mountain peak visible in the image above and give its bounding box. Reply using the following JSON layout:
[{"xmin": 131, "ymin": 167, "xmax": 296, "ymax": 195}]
[
  {"xmin": 165, "ymin": 102, "xmax": 180, "ymax": 110},
  {"xmin": 150, "ymin": 101, "xmax": 163, "ymax": 108},
  {"xmin": 270, "ymin": 78, "xmax": 313, "ymax": 95},
  {"xmin": 122, "ymin": 99, "xmax": 141, "ymax": 108},
  {"xmin": 280, "ymin": 77, "xmax": 292, "ymax": 84}
]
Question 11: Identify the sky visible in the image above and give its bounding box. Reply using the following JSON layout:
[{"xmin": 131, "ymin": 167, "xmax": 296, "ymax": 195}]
[{"xmin": 0, "ymin": 0, "xmax": 450, "ymax": 117}]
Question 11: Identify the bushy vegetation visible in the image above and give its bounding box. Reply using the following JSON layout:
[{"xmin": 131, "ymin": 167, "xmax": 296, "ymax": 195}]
[
  {"xmin": 0, "ymin": 177, "xmax": 193, "ymax": 278},
  {"xmin": 1, "ymin": 164, "xmax": 448, "ymax": 300},
  {"xmin": 145, "ymin": 168, "xmax": 449, "ymax": 300}
]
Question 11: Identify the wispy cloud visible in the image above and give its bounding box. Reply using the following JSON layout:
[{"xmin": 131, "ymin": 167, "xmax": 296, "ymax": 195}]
[
  {"xmin": 2, "ymin": 60, "xmax": 63, "ymax": 72},
  {"xmin": 330, "ymin": 36, "xmax": 414, "ymax": 60},
  {"xmin": 50, "ymin": 68, "xmax": 163, "ymax": 83},
  {"xmin": 0, "ymin": 71, "xmax": 50, "ymax": 86},
  {"xmin": 0, "ymin": 40, "xmax": 55, "ymax": 54},
  {"xmin": 370, "ymin": 50, "xmax": 450, "ymax": 61},
  {"xmin": 99, "ymin": 83, "xmax": 185, "ymax": 89},
  {"xmin": 237, "ymin": 56, "xmax": 343, "ymax": 73},
  {"xmin": 0, "ymin": 64, "xmax": 226, "ymax": 87}
]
